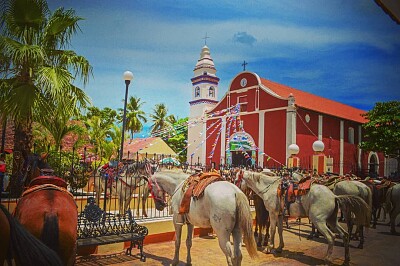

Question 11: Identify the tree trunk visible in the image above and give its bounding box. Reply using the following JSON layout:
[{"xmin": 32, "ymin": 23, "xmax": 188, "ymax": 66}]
[{"xmin": 9, "ymin": 120, "xmax": 33, "ymax": 197}]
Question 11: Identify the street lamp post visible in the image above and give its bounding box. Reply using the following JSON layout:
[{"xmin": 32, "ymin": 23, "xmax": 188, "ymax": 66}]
[{"xmin": 119, "ymin": 71, "xmax": 134, "ymax": 161}]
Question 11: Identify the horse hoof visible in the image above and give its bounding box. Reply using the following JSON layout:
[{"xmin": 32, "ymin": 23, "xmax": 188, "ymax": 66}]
[
  {"xmin": 276, "ymin": 247, "xmax": 283, "ymax": 253},
  {"xmin": 262, "ymin": 247, "xmax": 271, "ymax": 254},
  {"xmin": 342, "ymin": 258, "xmax": 350, "ymax": 266}
]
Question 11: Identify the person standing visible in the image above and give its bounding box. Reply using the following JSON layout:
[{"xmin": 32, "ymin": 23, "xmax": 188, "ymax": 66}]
[{"xmin": 0, "ymin": 153, "xmax": 6, "ymax": 199}]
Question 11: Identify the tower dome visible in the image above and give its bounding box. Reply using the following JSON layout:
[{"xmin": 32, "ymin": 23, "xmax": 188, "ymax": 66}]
[{"xmin": 194, "ymin": 45, "xmax": 216, "ymax": 74}]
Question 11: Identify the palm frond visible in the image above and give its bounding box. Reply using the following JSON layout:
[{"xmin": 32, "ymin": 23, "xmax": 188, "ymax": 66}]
[
  {"xmin": 43, "ymin": 7, "xmax": 83, "ymax": 49},
  {"xmin": 0, "ymin": 36, "xmax": 45, "ymax": 67}
]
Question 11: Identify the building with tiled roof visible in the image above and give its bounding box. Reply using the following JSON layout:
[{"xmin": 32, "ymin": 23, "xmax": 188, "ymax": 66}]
[
  {"xmin": 188, "ymin": 45, "xmax": 386, "ymax": 177},
  {"xmin": 121, "ymin": 137, "xmax": 176, "ymax": 160}
]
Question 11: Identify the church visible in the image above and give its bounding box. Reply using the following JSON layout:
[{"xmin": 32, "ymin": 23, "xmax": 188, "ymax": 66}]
[{"xmin": 187, "ymin": 45, "xmax": 391, "ymax": 177}]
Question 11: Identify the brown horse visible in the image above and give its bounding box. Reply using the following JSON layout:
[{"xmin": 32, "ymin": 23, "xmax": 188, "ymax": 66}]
[
  {"xmin": 13, "ymin": 154, "xmax": 78, "ymax": 266},
  {"xmin": 0, "ymin": 204, "xmax": 62, "ymax": 266}
]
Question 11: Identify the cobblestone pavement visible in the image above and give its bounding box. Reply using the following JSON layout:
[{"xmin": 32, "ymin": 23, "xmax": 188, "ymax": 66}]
[{"xmin": 76, "ymin": 219, "xmax": 400, "ymax": 266}]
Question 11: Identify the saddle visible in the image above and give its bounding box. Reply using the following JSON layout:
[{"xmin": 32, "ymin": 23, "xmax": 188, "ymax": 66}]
[
  {"xmin": 23, "ymin": 175, "xmax": 73, "ymax": 199},
  {"xmin": 277, "ymin": 176, "xmax": 313, "ymax": 216},
  {"xmin": 179, "ymin": 172, "xmax": 223, "ymax": 214},
  {"xmin": 29, "ymin": 175, "xmax": 68, "ymax": 189}
]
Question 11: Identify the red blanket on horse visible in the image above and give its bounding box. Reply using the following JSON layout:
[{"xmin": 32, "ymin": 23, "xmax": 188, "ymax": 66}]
[{"xmin": 179, "ymin": 172, "xmax": 223, "ymax": 214}]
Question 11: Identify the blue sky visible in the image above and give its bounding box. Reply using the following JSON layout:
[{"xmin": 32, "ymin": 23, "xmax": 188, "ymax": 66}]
[{"xmin": 49, "ymin": 0, "xmax": 400, "ymax": 129}]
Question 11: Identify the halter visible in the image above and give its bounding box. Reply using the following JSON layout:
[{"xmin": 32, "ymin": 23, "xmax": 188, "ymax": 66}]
[{"xmin": 148, "ymin": 175, "xmax": 167, "ymax": 206}]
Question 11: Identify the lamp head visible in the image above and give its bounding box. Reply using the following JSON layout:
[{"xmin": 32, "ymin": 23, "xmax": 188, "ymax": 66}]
[{"xmin": 123, "ymin": 71, "xmax": 134, "ymax": 81}]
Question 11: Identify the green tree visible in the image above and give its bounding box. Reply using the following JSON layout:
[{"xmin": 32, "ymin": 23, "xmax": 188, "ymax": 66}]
[
  {"xmin": 150, "ymin": 103, "xmax": 173, "ymax": 134},
  {"xmin": 35, "ymin": 98, "xmax": 85, "ymax": 150},
  {"xmin": 360, "ymin": 101, "xmax": 400, "ymax": 173},
  {"xmin": 0, "ymin": 0, "xmax": 91, "ymax": 162},
  {"xmin": 84, "ymin": 115, "xmax": 111, "ymax": 156},
  {"xmin": 84, "ymin": 106, "xmax": 117, "ymax": 127},
  {"xmin": 118, "ymin": 96, "xmax": 147, "ymax": 139},
  {"xmin": 166, "ymin": 117, "xmax": 188, "ymax": 162}
]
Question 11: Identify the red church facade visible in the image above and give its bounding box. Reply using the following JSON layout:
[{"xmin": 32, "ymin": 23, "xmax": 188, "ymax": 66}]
[{"xmin": 204, "ymin": 71, "xmax": 383, "ymax": 177}]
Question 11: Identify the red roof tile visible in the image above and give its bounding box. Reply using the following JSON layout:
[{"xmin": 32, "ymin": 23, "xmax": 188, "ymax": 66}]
[{"xmin": 260, "ymin": 78, "xmax": 367, "ymax": 123}]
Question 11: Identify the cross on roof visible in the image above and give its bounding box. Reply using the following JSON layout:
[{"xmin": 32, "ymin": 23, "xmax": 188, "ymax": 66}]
[
  {"xmin": 202, "ymin": 33, "xmax": 210, "ymax": 45},
  {"xmin": 242, "ymin": 60, "xmax": 248, "ymax": 71}
]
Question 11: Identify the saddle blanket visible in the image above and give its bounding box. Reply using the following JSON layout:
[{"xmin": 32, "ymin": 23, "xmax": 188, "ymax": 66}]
[{"xmin": 179, "ymin": 172, "xmax": 223, "ymax": 214}]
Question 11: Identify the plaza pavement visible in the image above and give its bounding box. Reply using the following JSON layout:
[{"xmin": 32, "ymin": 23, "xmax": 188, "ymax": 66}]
[{"xmin": 76, "ymin": 217, "xmax": 400, "ymax": 266}]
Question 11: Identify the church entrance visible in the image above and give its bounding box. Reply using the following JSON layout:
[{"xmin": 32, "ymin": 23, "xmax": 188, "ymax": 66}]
[
  {"xmin": 226, "ymin": 131, "xmax": 256, "ymax": 167},
  {"xmin": 231, "ymin": 150, "xmax": 253, "ymax": 167}
]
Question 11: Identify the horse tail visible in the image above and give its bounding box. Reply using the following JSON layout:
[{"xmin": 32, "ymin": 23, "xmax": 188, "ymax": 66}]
[
  {"xmin": 236, "ymin": 192, "xmax": 258, "ymax": 258},
  {"xmin": 41, "ymin": 213, "xmax": 60, "ymax": 255},
  {"xmin": 335, "ymin": 195, "xmax": 371, "ymax": 227},
  {"xmin": 0, "ymin": 205, "xmax": 62, "ymax": 266}
]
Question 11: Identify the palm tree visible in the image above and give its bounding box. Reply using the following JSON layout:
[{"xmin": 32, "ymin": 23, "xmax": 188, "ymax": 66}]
[
  {"xmin": 85, "ymin": 116, "xmax": 110, "ymax": 156},
  {"xmin": 118, "ymin": 96, "xmax": 147, "ymax": 139},
  {"xmin": 149, "ymin": 103, "xmax": 173, "ymax": 134},
  {"xmin": 0, "ymin": 0, "xmax": 92, "ymax": 161},
  {"xmin": 35, "ymin": 98, "xmax": 85, "ymax": 151}
]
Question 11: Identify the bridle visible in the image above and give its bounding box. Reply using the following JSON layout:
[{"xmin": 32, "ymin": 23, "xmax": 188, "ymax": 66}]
[{"xmin": 148, "ymin": 175, "xmax": 167, "ymax": 206}]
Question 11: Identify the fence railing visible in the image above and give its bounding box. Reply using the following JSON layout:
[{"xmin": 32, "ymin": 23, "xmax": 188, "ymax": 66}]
[{"xmin": 1, "ymin": 150, "xmax": 379, "ymax": 219}]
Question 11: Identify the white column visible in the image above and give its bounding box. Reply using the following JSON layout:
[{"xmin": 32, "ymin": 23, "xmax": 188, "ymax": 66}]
[
  {"xmin": 286, "ymin": 95, "xmax": 297, "ymax": 160},
  {"xmin": 201, "ymin": 120, "xmax": 207, "ymax": 165},
  {"xmin": 318, "ymin": 115, "xmax": 323, "ymax": 140},
  {"xmin": 358, "ymin": 125, "xmax": 362, "ymax": 170},
  {"xmin": 258, "ymin": 112, "xmax": 265, "ymax": 167},
  {"xmin": 220, "ymin": 117, "xmax": 226, "ymax": 164},
  {"xmin": 340, "ymin": 120, "xmax": 344, "ymax": 175}
]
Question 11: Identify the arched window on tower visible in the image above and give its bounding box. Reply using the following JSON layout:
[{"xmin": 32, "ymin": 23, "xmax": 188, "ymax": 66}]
[
  {"xmin": 195, "ymin": 86, "xmax": 200, "ymax": 97},
  {"xmin": 209, "ymin": 86, "xmax": 215, "ymax": 97}
]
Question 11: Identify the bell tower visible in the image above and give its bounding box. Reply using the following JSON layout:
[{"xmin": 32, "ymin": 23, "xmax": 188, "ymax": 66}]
[{"xmin": 187, "ymin": 45, "xmax": 219, "ymax": 165}]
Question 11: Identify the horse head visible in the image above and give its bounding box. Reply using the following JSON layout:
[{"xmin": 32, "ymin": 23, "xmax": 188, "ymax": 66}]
[
  {"xmin": 23, "ymin": 153, "xmax": 52, "ymax": 187},
  {"xmin": 148, "ymin": 175, "xmax": 167, "ymax": 211}
]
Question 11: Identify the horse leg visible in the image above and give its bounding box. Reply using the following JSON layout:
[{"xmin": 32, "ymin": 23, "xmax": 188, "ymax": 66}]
[
  {"xmin": 264, "ymin": 213, "xmax": 279, "ymax": 254},
  {"xmin": 264, "ymin": 217, "xmax": 270, "ymax": 247},
  {"xmin": 141, "ymin": 186, "xmax": 149, "ymax": 217},
  {"xmin": 186, "ymin": 223, "xmax": 194, "ymax": 266},
  {"xmin": 308, "ymin": 223, "xmax": 316, "ymax": 239},
  {"xmin": 372, "ymin": 207, "xmax": 377, "ymax": 229},
  {"xmin": 256, "ymin": 223, "xmax": 263, "ymax": 247},
  {"xmin": 135, "ymin": 188, "xmax": 141, "ymax": 217},
  {"xmin": 216, "ymin": 230, "xmax": 235, "ymax": 266},
  {"xmin": 327, "ymin": 215, "xmax": 350, "ymax": 264},
  {"xmin": 276, "ymin": 214, "xmax": 284, "ymax": 253},
  {"xmin": 254, "ymin": 216, "xmax": 259, "ymax": 238},
  {"xmin": 390, "ymin": 209, "xmax": 398, "ymax": 234},
  {"xmin": 357, "ymin": 225, "xmax": 364, "ymax": 249},
  {"xmin": 232, "ymin": 225, "xmax": 243, "ymax": 266},
  {"xmin": 172, "ymin": 215, "xmax": 183, "ymax": 266},
  {"xmin": 314, "ymin": 221, "xmax": 336, "ymax": 263}
]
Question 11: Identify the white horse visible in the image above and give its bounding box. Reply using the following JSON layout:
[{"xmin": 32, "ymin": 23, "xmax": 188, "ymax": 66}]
[
  {"xmin": 148, "ymin": 169, "xmax": 258, "ymax": 266},
  {"xmin": 240, "ymin": 170, "xmax": 371, "ymax": 264},
  {"xmin": 93, "ymin": 162, "xmax": 151, "ymax": 215},
  {"xmin": 333, "ymin": 180, "xmax": 372, "ymax": 249},
  {"xmin": 385, "ymin": 183, "xmax": 400, "ymax": 234}
]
